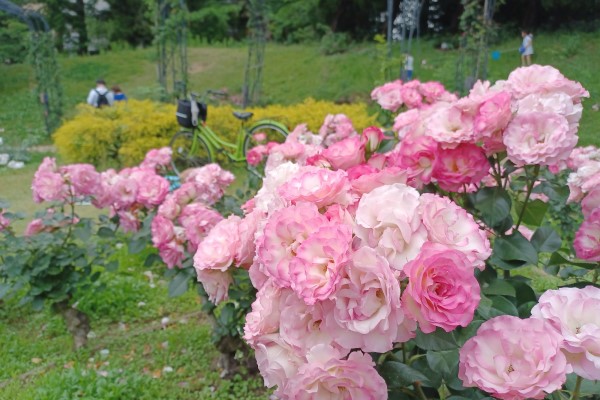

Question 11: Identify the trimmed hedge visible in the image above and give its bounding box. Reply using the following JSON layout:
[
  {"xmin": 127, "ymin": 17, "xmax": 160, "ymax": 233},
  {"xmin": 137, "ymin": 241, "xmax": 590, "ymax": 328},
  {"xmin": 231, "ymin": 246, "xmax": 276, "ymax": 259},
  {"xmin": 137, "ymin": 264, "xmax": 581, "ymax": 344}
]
[{"xmin": 54, "ymin": 99, "xmax": 377, "ymax": 167}]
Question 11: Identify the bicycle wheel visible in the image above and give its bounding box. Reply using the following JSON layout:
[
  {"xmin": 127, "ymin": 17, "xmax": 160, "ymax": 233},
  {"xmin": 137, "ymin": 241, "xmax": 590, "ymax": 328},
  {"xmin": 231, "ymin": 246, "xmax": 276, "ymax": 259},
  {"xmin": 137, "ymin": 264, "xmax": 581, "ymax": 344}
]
[
  {"xmin": 169, "ymin": 130, "xmax": 212, "ymax": 176},
  {"xmin": 243, "ymin": 123, "xmax": 288, "ymax": 163}
]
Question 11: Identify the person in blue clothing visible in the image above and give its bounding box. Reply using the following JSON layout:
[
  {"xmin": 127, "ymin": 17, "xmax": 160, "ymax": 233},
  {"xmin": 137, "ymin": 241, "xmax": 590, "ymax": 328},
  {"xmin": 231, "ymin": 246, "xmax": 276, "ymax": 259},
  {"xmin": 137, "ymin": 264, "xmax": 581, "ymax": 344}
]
[
  {"xmin": 112, "ymin": 85, "xmax": 127, "ymax": 102},
  {"xmin": 520, "ymin": 30, "xmax": 534, "ymax": 66}
]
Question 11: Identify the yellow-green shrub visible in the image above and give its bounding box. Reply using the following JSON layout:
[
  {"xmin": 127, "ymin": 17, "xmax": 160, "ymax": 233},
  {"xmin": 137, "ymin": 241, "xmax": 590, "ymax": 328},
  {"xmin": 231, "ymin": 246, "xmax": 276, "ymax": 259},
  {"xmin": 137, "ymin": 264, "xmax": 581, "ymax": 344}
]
[{"xmin": 54, "ymin": 98, "xmax": 377, "ymax": 167}]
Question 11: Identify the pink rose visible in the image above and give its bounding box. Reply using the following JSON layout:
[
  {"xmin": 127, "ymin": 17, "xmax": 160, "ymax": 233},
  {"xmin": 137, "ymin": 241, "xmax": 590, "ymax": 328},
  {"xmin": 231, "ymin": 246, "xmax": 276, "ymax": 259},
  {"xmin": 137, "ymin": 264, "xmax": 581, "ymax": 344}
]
[
  {"xmin": 371, "ymin": 80, "xmax": 404, "ymax": 112},
  {"xmin": 393, "ymin": 108, "xmax": 420, "ymax": 139},
  {"xmin": 425, "ymin": 104, "xmax": 475, "ymax": 146},
  {"xmin": 321, "ymin": 136, "xmax": 365, "ymax": 170},
  {"xmin": 111, "ymin": 175, "xmax": 138, "ymax": 209},
  {"xmin": 325, "ymin": 246, "xmax": 416, "ymax": 353},
  {"xmin": 361, "ymin": 126, "xmax": 385, "ymax": 153},
  {"xmin": 459, "ymin": 316, "xmax": 570, "ymax": 400},
  {"xmin": 574, "ymin": 208, "xmax": 600, "ymax": 261},
  {"xmin": 319, "ymin": 114, "xmax": 356, "ymax": 147},
  {"xmin": 253, "ymin": 333, "xmax": 302, "ymax": 390},
  {"xmin": 419, "ymin": 81, "xmax": 449, "ymax": 103},
  {"xmin": 157, "ymin": 195, "xmax": 181, "ymax": 220},
  {"xmin": 289, "ymin": 224, "xmax": 352, "ymax": 305},
  {"xmin": 235, "ymin": 210, "xmax": 262, "ymax": 268},
  {"xmin": 582, "ymin": 187, "xmax": 600, "ymax": 218},
  {"xmin": 32, "ymin": 171, "xmax": 66, "ymax": 203},
  {"xmin": 244, "ymin": 281, "xmax": 283, "ymax": 344},
  {"xmin": 419, "ymin": 193, "xmax": 491, "ymax": 269},
  {"xmin": 504, "ymin": 112, "xmax": 576, "ymax": 167},
  {"xmin": 350, "ymin": 166, "xmax": 409, "ymax": 196},
  {"xmin": 284, "ymin": 347, "xmax": 388, "ymax": 400},
  {"xmin": 179, "ymin": 203, "xmax": 223, "ymax": 252},
  {"xmin": 246, "ymin": 145, "xmax": 266, "ymax": 166},
  {"xmin": 135, "ymin": 171, "xmax": 170, "ymax": 207},
  {"xmin": 531, "ymin": 286, "xmax": 600, "ymax": 380},
  {"xmin": 141, "ymin": 147, "xmax": 172, "ymax": 170},
  {"xmin": 151, "ymin": 214, "xmax": 175, "ymax": 247},
  {"xmin": 157, "ymin": 240, "xmax": 186, "ymax": 269},
  {"xmin": 60, "ymin": 164, "xmax": 101, "ymax": 198},
  {"xmin": 394, "ymin": 132, "xmax": 438, "ymax": 187},
  {"xmin": 24, "ymin": 218, "xmax": 46, "ymax": 236},
  {"xmin": 0, "ymin": 211, "xmax": 9, "ymax": 231},
  {"xmin": 196, "ymin": 269, "xmax": 233, "ymax": 304},
  {"xmin": 354, "ymin": 183, "xmax": 428, "ymax": 270},
  {"xmin": 277, "ymin": 166, "xmax": 351, "ymax": 209},
  {"xmin": 117, "ymin": 210, "xmax": 140, "ymax": 233},
  {"xmin": 473, "ymin": 91, "xmax": 512, "ymax": 138},
  {"xmin": 432, "ymin": 143, "xmax": 491, "ymax": 192},
  {"xmin": 402, "ymin": 242, "xmax": 480, "ymax": 333},
  {"xmin": 257, "ymin": 203, "xmax": 329, "ymax": 287},
  {"xmin": 193, "ymin": 215, "xmax": 240, "ymax": 271}
]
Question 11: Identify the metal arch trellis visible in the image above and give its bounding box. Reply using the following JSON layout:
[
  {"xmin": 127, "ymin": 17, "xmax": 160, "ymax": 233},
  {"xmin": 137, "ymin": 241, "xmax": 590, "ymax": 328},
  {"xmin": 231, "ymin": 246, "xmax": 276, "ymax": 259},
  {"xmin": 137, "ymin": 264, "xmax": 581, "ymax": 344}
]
[
  {"xmin": 0, "ymin": 0, "xmax": 63, "ymax": 134},
  {"xmin": 242, "ymin": 0, "xmax": 267, "ymax": 108},
  {"xmin": 155, "ymin": 0, "xmax": 188, "ymax": 100}
]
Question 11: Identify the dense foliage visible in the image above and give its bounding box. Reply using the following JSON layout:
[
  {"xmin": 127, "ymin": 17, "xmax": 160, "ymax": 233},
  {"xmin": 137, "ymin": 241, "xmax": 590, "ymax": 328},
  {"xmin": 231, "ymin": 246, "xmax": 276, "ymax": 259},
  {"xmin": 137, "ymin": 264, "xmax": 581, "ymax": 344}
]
[{"xmin": 52, "ymin": 99, "xmax": 376, "ymax": 168}]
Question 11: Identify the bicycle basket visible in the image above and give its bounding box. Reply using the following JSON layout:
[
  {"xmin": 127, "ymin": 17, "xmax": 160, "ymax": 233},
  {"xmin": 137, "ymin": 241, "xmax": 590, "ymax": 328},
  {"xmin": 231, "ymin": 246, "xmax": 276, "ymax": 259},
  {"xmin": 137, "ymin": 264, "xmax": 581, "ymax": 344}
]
[{"xmin": 176, "ymin": 100, "xmax": 208, "ymax": 128}]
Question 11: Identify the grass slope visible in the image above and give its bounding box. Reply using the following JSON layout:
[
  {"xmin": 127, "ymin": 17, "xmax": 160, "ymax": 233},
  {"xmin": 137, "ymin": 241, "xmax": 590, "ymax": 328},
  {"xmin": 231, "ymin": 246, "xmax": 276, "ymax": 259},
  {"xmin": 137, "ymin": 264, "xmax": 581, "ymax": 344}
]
[{"xmin": 0, "ymin": 31, "xmax": 598, "ymax": 147}]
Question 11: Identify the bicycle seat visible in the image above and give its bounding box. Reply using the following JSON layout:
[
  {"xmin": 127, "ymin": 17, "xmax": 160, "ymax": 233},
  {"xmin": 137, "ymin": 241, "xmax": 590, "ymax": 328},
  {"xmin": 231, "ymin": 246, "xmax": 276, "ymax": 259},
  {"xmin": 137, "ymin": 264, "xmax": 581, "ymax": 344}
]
[{"xmin": 233, "ymin": 111, "xmax": 253, "ymax": 121}]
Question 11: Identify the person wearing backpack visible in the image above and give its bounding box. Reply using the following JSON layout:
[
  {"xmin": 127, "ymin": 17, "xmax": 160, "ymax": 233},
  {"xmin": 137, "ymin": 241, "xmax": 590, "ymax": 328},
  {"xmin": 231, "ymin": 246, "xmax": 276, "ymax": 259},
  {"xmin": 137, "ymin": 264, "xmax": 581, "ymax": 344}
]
[{"xmin": 87, "ymin": 79, "xmax": 114, "ymax": 108}]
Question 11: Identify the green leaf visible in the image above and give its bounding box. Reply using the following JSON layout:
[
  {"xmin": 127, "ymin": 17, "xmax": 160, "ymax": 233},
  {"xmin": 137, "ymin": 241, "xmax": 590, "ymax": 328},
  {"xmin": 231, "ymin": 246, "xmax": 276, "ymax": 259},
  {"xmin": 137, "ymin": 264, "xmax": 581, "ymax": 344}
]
[
  {"xmin": 414, "ymin": 328, "xmax": 458, "ymax": 351},
  {"xmin": 168, "ymin": 270, "xmax": 193, "ymax": 297},
  {"xmin": 473, "ymin": 187, "xmax": 512, "ymax": 229},
  {"xmin": 478, "ymin": 295, "xmax": 519, "ymax": 320},
  {"xmin": 548, "ymin": 252, "xmax": 597, "ymax": 270},
  {"xmin": 516, "ymin": 199, "xmax": 548, "ymax": 227},
  {"xmin": 426, "ymin": 350, "xmax": 459, "ymax": 379},
  {"xmin": 530, "ymin": 226, "xmax": 562, "ymax": 253},
  {"xmin": 104, "ymin": 260, "xmax": 118, "ymax": 272},
  {"xmin": 144, "ymin": 253, "xmax": 162, "ymax": 267},
  {"xmin": 491, "ymin": 232, "xmax": 538, "ymax": 269},
  {"xmin": 454, "ymin": 320, "xmax": 484, "ymax": 346},
  {"xmin": 482, "ymin": 279, "xmax": 516, "ymax": 297},
  {"xmin": 378, "ymin": 361, "xmax": 431, "ymax": 388},
  {"xmin": 128, "ymin": 238, "xmax": 147, "ymax": 254},
  {"xmin": 97, "ymin": 227, "xmax": 115, "ymax": 238}
]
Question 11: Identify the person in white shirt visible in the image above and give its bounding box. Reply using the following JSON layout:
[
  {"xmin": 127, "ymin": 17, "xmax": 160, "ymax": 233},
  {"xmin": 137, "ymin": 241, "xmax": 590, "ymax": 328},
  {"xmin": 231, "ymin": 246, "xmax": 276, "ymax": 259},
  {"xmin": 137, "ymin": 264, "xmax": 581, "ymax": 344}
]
[
  {"xmin": 87, "ymin": 79, "xmax": 114, "ymax": 107},
  {"xmin": 404, "ymin": 53, "xmax": 414, "ymax": 80},
  {"xmin": 520, "ymin": 30, "xmax": 534, "ymax": 66}
]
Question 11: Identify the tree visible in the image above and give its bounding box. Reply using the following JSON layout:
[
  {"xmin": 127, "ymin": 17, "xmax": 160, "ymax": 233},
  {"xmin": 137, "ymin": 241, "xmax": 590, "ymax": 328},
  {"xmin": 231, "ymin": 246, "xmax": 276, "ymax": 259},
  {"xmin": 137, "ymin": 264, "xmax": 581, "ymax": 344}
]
[{"xmin": 105, "ymin": 0, "xmax": 153, "ymax": 46}]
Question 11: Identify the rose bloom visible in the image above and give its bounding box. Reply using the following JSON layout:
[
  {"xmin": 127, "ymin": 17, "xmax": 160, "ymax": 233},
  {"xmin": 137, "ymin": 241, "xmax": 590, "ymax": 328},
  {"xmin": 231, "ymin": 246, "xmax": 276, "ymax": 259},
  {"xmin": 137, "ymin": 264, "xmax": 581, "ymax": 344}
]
[
  {"xmin": 319, "ymin": 114, "xmax": 356, "ymax": 147},
  {"xmin": 110, "ymin": 174, "xmax": 138, "ymax": 209},
  {"xmin": 193, "ymin": 215, "xmax": 240, "ymax": 271},
  {"xmin": 284, "ymin": 346, "xmax": 388, "ymax": 400},
  {"xmin": 325, "ymin": 246, "xmax": 416, "ymax": 353},
  {"xmin": 362, "ymin": 126, "xmax": 385, "ymax": 153},
  {"xmin": 157, "ymin": 240, "xmax": 186, "ymax": 269},
  {"xmin": 531, "ymin": 286, "xmax": 600, "ymax": 380},
  {"xmin": 573, "ymin": 208, "xmax": 600, "ymax": 262},
  {"xmin": 289, "ymin": 223, "xmax": 352, "ymax": 305},
  {"xmin": 0, "ymin": 211, "xmax": 9, "ymax": 231},
  {"xmin": 506, "ymin": 64, "xmax": 589, "ymax": 101},
  {"xmin": 459, "ymin": 316, "xmax": 570, "ymax": 400},
  {"xmin": 425, "ymin": 104, "xmax": 475, "ymax": 146},
  {"xmin": 401, "ymin": 86, "xmax": 423, "ymax": 109},
  {"xmin": 117, "ymin": 210, "xmax": 140, "ymax": 233},
  {"xmin": 60, "ymin": 164, "xmax": 101, "ymax": 198},
  {"xmin": 252, "ymin": 333, "xmax": 303, "ymax": 391},
  {"xmin": 473, "ymin": 91, "xmax": 512, "ymax": 138},
  {"xmin": 321, "ymin": 136, "xmax": 365, "ymax": 171},
  {"xmin": 432, "ymin": 143, "xmax": 491, "ymax": 192},
  {"xmin": 354, "ymin": 183, "xmax": 428, "ymax": 271},
  {"xmin": 133, "ymin": 171, "xmax": 170, "ymax": 208},
  {"xmin": 24, "ymin": 218, "xmax": 46, "ymax": 236},
  {"xmin": 179, "ymin": 203, "xmax": 223, "ymax": 252},
  {"xmin": 394, "ymin": 132, "xmax": 438, "ymax": 187},
  {"xmin": 401, "ymin": 242, "xmax": 480, "ymax": 333},
  {"xmin": 349, "ymin": 166, "xmax": 409, "ymax": 196},
  {"xmin": 582, "ymin": 187, "xmax": 600, "ymax": 218},
  {"xmin": 246, "ymin": 145, "xmax": 266, "ymax": 166},
  {"xmin": 419, "ymin": 193, "xmax": 490, "ymax": 269},
  {"xmin": 196, "ymin": 268, "xmax": 233, "ymax": 304},
  {"xmin": 277, "ymin": 166, "xmax": 351, "ymax": 209},
  {"xmin": 32, "ymin": 160, "xmax": 67, "ymax": 202},
  {"xmin": 151, "ymin": 214, "xmax": 175, "ymax": 247},
  {"xmin": 393, "ymin": 108, "xmax": 420, "ymax": 139},
  {"xmin": 244, "ymin": 281, "xmax": 283, "ymax": 345},
  {"xmin": 141, "ymin": 147, "xmax": 172, "ymax": 170},
  {"xmin": 504, "ymin": 112, "xmax": 576, "ymax": 167},
  {"xmin": 235, "ymin": 209, "xmax": 262, "ymax": 268},
  {"xmin": 371, "ymin": 80, "xmax": 404, "ymax": 112},
  {"xmin": 257, "ymin": 202, "xmax": 329, "ymax": 287}
]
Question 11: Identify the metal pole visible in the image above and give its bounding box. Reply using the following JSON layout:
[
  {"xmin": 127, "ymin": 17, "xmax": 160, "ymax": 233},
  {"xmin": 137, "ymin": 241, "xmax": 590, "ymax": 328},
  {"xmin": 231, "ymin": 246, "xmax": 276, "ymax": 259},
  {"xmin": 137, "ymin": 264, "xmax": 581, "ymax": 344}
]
[{"xmin": 387, "ymin": 0, "xmax": 393, "ymax": 57}]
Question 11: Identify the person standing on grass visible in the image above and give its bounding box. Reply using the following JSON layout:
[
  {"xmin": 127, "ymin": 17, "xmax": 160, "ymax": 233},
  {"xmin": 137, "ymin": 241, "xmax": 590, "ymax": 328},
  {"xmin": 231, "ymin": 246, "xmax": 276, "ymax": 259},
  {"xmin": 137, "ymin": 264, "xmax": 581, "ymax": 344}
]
[
  {"xmin": 404, "ymin": 53, "xmax": 414, "ymax": 80},
  {"xmin": 87, "ymin": 79, "xmax": 114, "ymax": 108},
  {"xmin": 112, "ymin": 85, "xmax": 127, "ymax": 102},
  {"xmin": 520, "ymin": 30, "xmax": 534, "ymax": 66}
]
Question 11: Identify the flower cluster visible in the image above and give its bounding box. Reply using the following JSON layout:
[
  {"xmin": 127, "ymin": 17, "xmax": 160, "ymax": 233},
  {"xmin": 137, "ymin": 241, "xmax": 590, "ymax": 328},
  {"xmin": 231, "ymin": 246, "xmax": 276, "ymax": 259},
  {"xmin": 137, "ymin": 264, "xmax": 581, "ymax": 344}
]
[
  {"xmin": 460, "ymin": 285, "xmax": 600, "ymax": 400},
  {"xmin": 188, "ymin": 123, "xmax": 492, "ymax": 397},
  {"xmin": 370, "ymin": 79, "xmax": 457, "ymax": 112},
  {"xmin": 389, "ymin": 65, "xmax": 588, "ymax": 191},
  {"xmin": 151, "ymin": 163, "xmax": 234, "ymax": 269}
]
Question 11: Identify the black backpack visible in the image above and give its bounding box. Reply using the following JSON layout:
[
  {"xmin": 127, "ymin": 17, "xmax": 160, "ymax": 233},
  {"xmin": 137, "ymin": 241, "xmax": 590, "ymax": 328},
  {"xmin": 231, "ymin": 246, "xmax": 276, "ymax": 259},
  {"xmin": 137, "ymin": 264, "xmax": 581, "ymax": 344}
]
[{"xmin": 95, "ymin": 90, "xmax": 110, "ymax": 108}]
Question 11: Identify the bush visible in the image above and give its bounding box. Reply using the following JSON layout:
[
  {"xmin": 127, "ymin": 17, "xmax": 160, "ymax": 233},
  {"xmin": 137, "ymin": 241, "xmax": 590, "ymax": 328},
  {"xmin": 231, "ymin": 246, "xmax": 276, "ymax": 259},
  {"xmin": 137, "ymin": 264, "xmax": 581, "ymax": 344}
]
[{"xmin": 54, "ymin": 99, "xmax": 377, "ymax": 167}]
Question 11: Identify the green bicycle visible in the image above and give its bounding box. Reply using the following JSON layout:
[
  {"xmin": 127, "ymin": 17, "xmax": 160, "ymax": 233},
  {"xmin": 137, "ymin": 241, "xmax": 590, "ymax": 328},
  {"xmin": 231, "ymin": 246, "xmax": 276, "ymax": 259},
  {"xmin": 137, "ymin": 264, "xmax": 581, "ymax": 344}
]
[{"xmin": 170, "ymin": 90, "xmax": 288, "ymax": 175}]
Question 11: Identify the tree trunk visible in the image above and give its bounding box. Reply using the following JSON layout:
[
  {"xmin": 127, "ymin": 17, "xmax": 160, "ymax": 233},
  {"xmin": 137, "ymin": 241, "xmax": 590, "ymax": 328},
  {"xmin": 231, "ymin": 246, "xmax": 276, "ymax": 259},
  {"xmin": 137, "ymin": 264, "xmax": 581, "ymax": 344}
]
[{"xmin": 54, "ymin": 300, "xmax": 90, "ymax": 350}]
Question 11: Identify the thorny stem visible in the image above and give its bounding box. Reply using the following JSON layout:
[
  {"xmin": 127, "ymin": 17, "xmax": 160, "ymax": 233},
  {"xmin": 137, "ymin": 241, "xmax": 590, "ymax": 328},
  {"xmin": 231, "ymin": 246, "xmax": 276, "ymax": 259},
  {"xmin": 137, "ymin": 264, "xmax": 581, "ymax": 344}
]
[
  {"xmin": 515, "ymin": 164, "xmax": 540, "ymax": 231},
  {"xmin": 414, "ymin": 381, "xmax": 428, "ymax": 400},
  {"xmin": 570, "ymin": 375, "xmax": 583, "ymax": 400}
]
